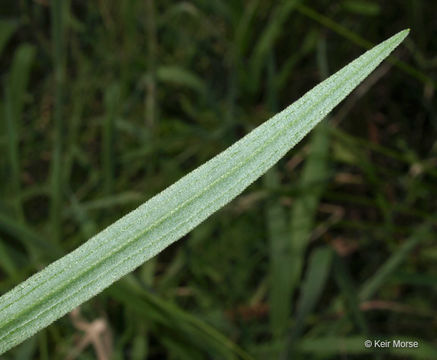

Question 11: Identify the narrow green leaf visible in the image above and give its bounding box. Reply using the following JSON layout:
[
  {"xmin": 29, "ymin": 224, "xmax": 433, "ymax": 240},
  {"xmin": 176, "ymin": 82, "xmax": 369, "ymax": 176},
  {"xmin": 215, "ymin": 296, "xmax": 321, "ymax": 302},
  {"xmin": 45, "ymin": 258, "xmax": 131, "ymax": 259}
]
[
  {"xmin": 233, "ymin": 0, "xmax": 260, "ymax": 58},
  {"xmin": 333, "ymin": 255, "xmax": 368, "ymax": 333},
  {"xmin": 0, "ymin": 213, "xmax": 62, "ymax": 260},
  {"xmin": 0, "ymin": 238, "xmax": 18, "ymax": 277},
  {"xmin": 49, "ymin": 0, "xmax": 68, "ymax": 245},
  {"xmin": 284, "ymin": 247, "xmax": 333, "ymax": 353},
  {"xmin": 359, "ymin": 222, "xmax": 432, "ymax": 301},
  {"xmin": 342, "ymin": 1, "xmax": 381, "ymax": 16},
  {"xmin": 265, "ymin": 168, "xmax": 291, "ymax": 338},
  {"xmin": 249, "ymin": 0, "xmax": 300, "ymax": 91},
  {"xmin": 0, "ymin": 20, "xmax": 18, "ymax": 57},
  {"xmin": 4, "ymin": 44, "xmax": 35, "ymax": 219},
  {"xmin": 108, "ymin": 278, "xmax": 253, "ymax": 360},
  {"xmin": 103, "ymin": 83, "xmax": 120, "ymax": 195},
  {"xmin": 156, "ymin": 66, "xmax": 206, "ymax": 93},
  {"xmin": 9, "ymin": 44, "xmax": 35, "ymax": 124},
  {"xmin": 0, "ymin": 29, "xmax": 409, "ymax": 354},
  {"xmin": 296, "ymin": 5, "xmax": 434, "ymax": 88}
]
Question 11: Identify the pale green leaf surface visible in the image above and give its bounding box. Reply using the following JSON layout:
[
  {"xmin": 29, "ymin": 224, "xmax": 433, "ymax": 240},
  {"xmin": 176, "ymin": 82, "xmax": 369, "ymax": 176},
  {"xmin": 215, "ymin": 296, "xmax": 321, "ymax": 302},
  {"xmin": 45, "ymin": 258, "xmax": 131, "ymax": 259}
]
[{"xmin": 0, "ymin": 29, "xmax": 409, "ymax": 354}]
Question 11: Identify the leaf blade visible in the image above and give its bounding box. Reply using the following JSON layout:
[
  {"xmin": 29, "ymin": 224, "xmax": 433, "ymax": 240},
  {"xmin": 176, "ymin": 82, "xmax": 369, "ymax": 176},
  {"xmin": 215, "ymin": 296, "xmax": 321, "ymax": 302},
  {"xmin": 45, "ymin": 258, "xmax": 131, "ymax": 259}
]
[{"xmin": 0, "ymin": 29, "xmax": 409, "ymax": 354}]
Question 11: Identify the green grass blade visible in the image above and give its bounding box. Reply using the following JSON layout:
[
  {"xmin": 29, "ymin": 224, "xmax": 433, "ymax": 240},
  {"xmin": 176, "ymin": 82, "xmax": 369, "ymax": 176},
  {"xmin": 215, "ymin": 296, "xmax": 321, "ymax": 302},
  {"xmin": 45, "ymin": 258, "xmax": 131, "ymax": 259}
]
[
  {"xmin": 359, "ymin": 222, "xmax": 432, "ymax": 301},
  {"xmin": 108, "ymin": 278, "xmax": 253, "ymax": 360},
  {"xmin": 103, "ymin": 83, "xmax": 120, "ymax": 195},
  {"xmin": 233, "ymin": 0, "xmax": 260, "ymax": 58},
  {"xmin": 333, "ymin": 255, "xmax": 369, "ymax": 333},
  {"xmin": 265, "ymin": 168, "xmax": 291, "ymax": 338},
  {"xmin": 4, "ymin": 44, "xmax": 35, "ymax": 219},
  {"xmin": 296, "ymin": 4, "xmax": 435, "ymax": 88},
  {"xmin": 49, "ymin": 0, "xmax": 68, "ymax": 245},
  {"xmin": 342, "ymin": 1, "xmax": 381, "ymax": 16},
  {"xmin": 284, "ymin": 247, "xmax": 333, "ymax": 354},
  {"xmin": 156, "ymin": 66, "xmax": 206, "ymax": 94},
  {"xmin": 248, "ymin": 0, "xmax": 300, "ymax": 91},
  {"xmin": 0, "ymin": 213, "xmax": 62, "ymax": 261},
  {"xmin": 0, "ymin": 20, "xmax": 18, "ymax": 57},
  {"xmin": 145, "ymin": 0, "xmax": 157, "ymax": 128},
  {"xmin": 0, "ymin": 29, "xmax": 409, "ymax": 354},
  {"xmin": 0, "ymin": 238, "xmax": 18, "ymax": 278},
  {"xmin": 9, "ymin": 44, "xmax": 35, "ymax": 124}
]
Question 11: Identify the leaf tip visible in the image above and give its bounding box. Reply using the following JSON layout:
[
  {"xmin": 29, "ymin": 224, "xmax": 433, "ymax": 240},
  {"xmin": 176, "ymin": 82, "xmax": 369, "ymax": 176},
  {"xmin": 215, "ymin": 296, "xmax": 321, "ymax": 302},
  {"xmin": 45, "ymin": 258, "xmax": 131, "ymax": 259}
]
[
  {"xmin": 385, "ymin": 29, "xmax": 410, "ymax": 51},
  {"xmin": 398, "ymin": 28, "xmax": 410, "ymax": 40}
]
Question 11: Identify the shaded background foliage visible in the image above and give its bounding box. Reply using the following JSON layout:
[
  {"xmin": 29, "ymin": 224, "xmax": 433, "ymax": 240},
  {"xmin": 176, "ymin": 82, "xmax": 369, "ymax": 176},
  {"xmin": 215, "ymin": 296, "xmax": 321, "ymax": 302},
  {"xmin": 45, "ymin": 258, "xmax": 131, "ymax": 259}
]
[{"xmin": 0, "ymin": 0, "xmax": 436, "ymax": 359}]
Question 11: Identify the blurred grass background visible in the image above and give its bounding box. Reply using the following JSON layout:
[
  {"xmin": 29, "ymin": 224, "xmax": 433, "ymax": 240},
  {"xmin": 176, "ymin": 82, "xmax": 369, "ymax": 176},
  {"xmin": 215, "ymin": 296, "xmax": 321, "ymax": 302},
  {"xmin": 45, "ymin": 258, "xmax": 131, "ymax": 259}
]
[{"xmin": 0, "ymin": 0, "xmax": 436, "ymax": 359}]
